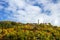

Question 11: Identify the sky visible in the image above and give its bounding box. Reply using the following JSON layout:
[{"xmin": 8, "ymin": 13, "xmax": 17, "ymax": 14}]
[{"xmin": 0, "ymin": 0, "xmax": 60, "ymax": 26}]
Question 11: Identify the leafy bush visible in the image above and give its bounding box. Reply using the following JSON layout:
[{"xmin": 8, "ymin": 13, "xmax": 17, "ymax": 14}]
[{"xmin": 0, "ymin": 21, "xmax": 60, "ymax": 40}]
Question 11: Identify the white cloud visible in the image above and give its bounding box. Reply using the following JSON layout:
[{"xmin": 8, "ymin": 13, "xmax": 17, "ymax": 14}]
[{"xmin": 0, "ymin": 0, "xmax": 60, "ymax": 26}]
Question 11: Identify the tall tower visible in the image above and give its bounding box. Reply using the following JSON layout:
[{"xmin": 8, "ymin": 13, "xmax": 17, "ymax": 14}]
[{"xmin": 38, "ymin": 19, "xmax": 39, "ymax": 24}]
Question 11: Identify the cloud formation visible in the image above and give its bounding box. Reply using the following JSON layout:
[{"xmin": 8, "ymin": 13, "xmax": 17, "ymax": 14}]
[{"xmin": 0, "ymin": 0, "xmax": 60, "ymax": 26}]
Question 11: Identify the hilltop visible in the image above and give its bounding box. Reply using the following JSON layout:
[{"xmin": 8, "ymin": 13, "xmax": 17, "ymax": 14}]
[{"xmin": 0, "ymin": 21, "xmax": 60, "ymax": 40}]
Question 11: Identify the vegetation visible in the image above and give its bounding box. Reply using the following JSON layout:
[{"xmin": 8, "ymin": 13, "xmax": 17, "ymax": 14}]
[{"xmin": 0, "ymin": 21, "xmax": 60, "ymax": 40}]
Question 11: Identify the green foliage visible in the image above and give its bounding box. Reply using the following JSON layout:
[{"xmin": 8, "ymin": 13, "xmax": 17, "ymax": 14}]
[{"xmin": 0, "ymin": 21, "xmax": 60, "ymax": 40}]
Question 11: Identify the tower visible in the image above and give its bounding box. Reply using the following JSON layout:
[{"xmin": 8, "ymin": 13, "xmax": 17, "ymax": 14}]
[{"xmin": 38, "ymin": 19, "xmax": 39, "ymax": 24}]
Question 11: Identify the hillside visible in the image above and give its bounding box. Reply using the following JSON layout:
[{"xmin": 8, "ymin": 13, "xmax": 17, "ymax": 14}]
[{"xmin": 0, "ymin": 21, "xmax": 60, "ymax": 40}]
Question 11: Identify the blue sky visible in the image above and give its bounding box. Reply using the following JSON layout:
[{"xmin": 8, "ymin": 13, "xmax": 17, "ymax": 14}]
[{"xmin": 0, "ymin": 0, "xmax": 60, "ymax": 26}]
